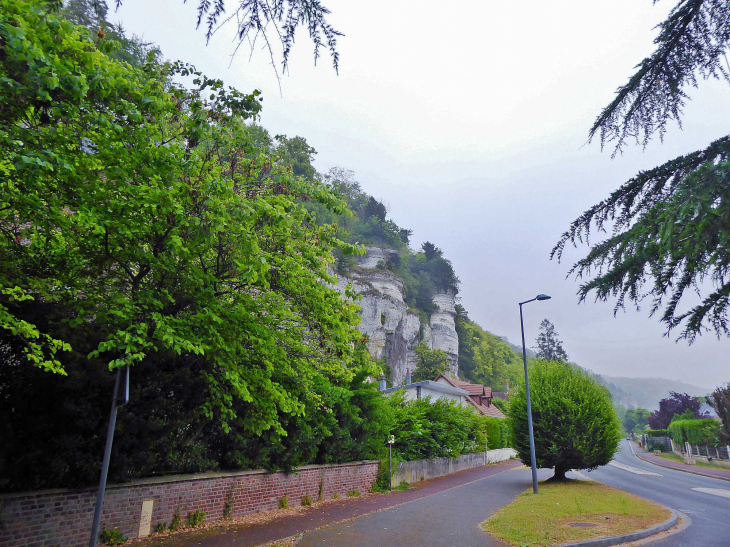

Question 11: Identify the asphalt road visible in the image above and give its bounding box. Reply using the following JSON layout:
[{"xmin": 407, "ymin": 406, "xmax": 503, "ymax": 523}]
[
  {"xmin": 586, "ymin": 439, "xmax": 730, "ymax": 546},
  {"xmin": 299, "ymin": 465, "xmax": 569, "ymax": 547}
]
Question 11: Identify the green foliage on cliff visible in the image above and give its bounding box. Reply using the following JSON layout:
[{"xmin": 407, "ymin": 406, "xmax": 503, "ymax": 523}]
[
  {"xmin": 411, "ymin": 342, "xmax": 449, "ymax": 382},
  {"xmin": 455, "ymin": 306, "xmax": 523, "ymax": 390}
]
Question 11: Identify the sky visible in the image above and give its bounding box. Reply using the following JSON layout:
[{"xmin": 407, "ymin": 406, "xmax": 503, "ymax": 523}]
[{"xmin": 110, "ymin": 0, "xmax": 729, "ymax": 389}]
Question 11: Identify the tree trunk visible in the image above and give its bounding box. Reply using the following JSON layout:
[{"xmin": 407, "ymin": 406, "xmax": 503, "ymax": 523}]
[{"xmin": 550, "ymin": 466, "xmax": 568, "ymax": 482}]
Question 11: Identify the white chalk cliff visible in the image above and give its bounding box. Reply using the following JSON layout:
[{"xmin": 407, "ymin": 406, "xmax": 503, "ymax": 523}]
[{"xmin": 334, "ymin": 246, "xmax": 459, "ymax": 385}]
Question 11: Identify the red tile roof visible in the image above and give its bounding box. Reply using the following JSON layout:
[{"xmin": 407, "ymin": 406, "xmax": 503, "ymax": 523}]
[{"xmin": 434, "ymin": 374, "xmax": 505, "ymax": 419}]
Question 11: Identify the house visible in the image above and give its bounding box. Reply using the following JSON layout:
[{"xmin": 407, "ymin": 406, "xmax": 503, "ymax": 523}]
[
  {"xmin": 492, "ymin": 380, "xmax": 510, "ymax": 401},
  {"xmin": 433, "ymin": 374, "xmax": 506, "ymax": 419},
  {"xmin": 378, "ymin": 370, "xmax": 470, "ymax": 406}
]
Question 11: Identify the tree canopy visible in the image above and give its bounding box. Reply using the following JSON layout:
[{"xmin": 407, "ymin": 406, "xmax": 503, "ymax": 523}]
[
  {"xmin": 647, "ymin": 392, "xmax": 701, "ymax": 429},
  {"xmin": 509, "ymin": 360, "xmax": 621, "ymax": 481},
  {"xmin": 553, "ymin": 0, "xmax": 730, "ymax": 342},
  {"xmin": 410, "ymin": 342, "xmax": 448, "ymax": 383},
  {"xmin": 0, "ymin": 0, "xmax": 382, "ymax": 491},
  {"xmin": 533, "ymin": 319, "xmax": 569, "ymax": 362},
  {"xmin": 709, "ymin": 383, "xmax": 730, "ymax": 444}
]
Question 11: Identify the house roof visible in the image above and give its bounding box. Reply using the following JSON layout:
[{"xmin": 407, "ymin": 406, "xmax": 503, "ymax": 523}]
[
  {"xmin": 380, "ymin": 381, "xmax": 469, "ymax": 397},
  {"xmin": 436, "ymin": 375, "xmax": 492, "ymax": 398},
  {"xmin": 434, "ymin": 374, "xmax": 505, "ymax": 418},
  {"xmin": 492, "ymin": 391, "xmax": 508, "ymax": 401},
  {"xmin": 470, "ymin": 402, "xmax": 506, "ymax": 418}
]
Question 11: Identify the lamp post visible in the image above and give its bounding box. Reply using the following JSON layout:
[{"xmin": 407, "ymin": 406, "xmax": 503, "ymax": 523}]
[
  {"xmin": 519, "ymin": 294, "xmax": 550, "ymax": 495},
  {"xmin": 89, "ymin": 366, "xmax": 129, "ymax": 547}
]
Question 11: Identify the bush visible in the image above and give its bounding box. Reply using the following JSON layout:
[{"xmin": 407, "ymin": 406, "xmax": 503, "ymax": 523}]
[
  {"xmin": 484, "ymin": 417, "xmax": 505, "ymax": 450},
  {"xmin": 509, "ymin": 360, "xmax": 621, "ymax": 480},
  {"xmin": 301, "ymin": 495, "xmax": 313, "ymax": 506},
  {"xmin": 645, "ymin": 429, "xmax": 668, "ymax": 436},
  {"xmin": 278, "ymin": 496, "xmax": 289, "ymax": 509},
  {"xmin": 668, "ymin": 419, "xmax": 721, "ymax": 445},
  {"xmin": 386, "ymin": 391, "xmax": 490, "ymax": 461},
  {"xmin": 347, "ymin": 489, "xmax": 361, "ymax": 497}
]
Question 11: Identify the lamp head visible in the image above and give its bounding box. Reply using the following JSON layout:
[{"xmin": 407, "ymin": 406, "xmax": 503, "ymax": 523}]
[{"xmin": 536, "ymin": 294, "xmax": 551, "ymax": 301}]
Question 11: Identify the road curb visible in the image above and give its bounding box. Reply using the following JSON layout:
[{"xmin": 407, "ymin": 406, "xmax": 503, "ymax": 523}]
[
  {"xmin": 559, "ymin": 505, "xmax": 679, "ymax": 547},
  {"xmin": 633, "ymin": 451, "xmax": 730, "ymax": 482}
]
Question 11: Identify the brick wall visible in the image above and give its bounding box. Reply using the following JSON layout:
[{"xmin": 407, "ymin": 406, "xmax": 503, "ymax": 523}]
[{"xmin": 0, "ymin": 460, "xmax": 379, "ymax": 547}]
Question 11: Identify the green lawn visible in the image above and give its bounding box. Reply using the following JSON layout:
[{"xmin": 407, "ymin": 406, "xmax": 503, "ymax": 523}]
[
  {"xmin": 657, "ymin": 452, "xmax": 729, "ymax": 470},
  {"xmin": 482, "ymin": 479, "xmax": 669, "ymax": 546}
]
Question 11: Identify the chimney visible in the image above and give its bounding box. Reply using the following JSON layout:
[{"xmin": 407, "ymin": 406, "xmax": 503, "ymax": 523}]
[
  {"xmin": 405, "ymin": 369, "xmax": 412, "ymax": 384},
  {"xmin": 379, "ymin": 373, "xmax": 386, "ymax": 391}
]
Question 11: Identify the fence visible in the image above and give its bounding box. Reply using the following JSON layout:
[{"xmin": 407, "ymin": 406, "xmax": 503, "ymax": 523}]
[
  {"xmin": 391, "ymin": 448, "xmax": 517, "ymax": 487},
  {"xmin": 642, "ymin": 434, "xmax": 730, "ymax": 461}
]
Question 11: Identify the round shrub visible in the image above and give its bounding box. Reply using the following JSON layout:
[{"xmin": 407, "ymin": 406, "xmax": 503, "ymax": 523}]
[{"xmin": 509, "ymin": 360, "xmax": 621, "ymax": 480}]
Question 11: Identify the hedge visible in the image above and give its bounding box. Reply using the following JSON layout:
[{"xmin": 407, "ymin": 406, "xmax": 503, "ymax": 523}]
[
  {"xmin": 485, "ymin": 416, "xmax": 510, "ymax": 450},
  {"xmin": 645, "ymin": 429, "xmax": 669, "ymax": 437},
  {"xmin": 668, "ymin": 419, "xmax": 721, "ymax": 445}
]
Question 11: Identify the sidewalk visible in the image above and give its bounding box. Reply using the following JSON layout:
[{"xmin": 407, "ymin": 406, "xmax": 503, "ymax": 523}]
[
  {"xmin": 144, "ymin": 459, "xmax": 522, "ymax": 547},
  {"xmin": 632, "ymin": 441, "xmax": 730, "ymax": 482}
]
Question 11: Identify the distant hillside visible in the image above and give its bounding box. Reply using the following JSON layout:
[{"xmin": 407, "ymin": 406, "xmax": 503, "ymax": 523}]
[
  {"xmin": 500, "ymin": 337, "xmax": 537, "ymax": 359},
  {"xmin": 592, "ymin": 374, "xmax": 711, "ymax": 411}
]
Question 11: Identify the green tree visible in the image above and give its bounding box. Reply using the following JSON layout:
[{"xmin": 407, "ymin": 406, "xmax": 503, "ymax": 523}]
[
  {"xmin": 553, "ymin": 0, "xmax": 730, "ymax": 342},
  {"xmin": 0, "ymin": 0, "xmax": 374, "ymax": 490},
  {"xmin": 709, "ymin": 383, "xmax": 730, "ymax": 444},
  {"xmin": 509, "ymin": 360, "xmax": 621, "ymax": 481},
  {"xmin": 411, "ymin": 342, "xmax": 449, "ymax": 382},
  {"xmin": 533, "ymin": 319, "xmax": 569, "ymax": 362},
  {"xmin": 623, "ymin": 407, "xmax": 652, "ymax": 435}
]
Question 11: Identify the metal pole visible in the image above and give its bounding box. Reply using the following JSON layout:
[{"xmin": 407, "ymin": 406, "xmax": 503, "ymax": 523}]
[
  {"xmin": 520, "ymin": 302, "xmax": 539, "ymax": 495},
  {"xmin": 389, "ymin": 443, "xmax": 392, "ymax": 492},
  {"xmin": 89, "ymin": 367, "xmax": 128, "ymax": 547}
]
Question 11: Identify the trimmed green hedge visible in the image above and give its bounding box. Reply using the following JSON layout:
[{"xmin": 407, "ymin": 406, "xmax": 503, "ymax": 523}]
[
  {"xmin": 485, "ymin": 416, "xmax": 510, "ymax": 450},
  {"xmin": 645, "ymin": 429, "xmax": 668, "ymax": 437},
  {"xmin": 668, "ymin": 419, "xmax": 721, "ymax": 445}
]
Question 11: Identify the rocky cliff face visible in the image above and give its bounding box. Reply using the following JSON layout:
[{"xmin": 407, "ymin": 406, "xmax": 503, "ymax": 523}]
[{"xmin": 334, "ymin": 246, "xmax": 459, "ymax": 385}]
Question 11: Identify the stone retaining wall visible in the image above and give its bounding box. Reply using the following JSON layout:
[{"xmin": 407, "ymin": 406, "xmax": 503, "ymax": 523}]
[
  {"xmin": 0, "ymin": 460, "xmax": 379, "ymax": 547},
  {"xmin": 391, "ymin": 448, "xmax": 516, "ymax": 487}
]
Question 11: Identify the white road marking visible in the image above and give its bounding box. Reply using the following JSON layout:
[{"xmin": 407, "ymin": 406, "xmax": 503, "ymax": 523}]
[
  {"xmin": 691, "ymin": 487, "xmax": 730, "ymax": 499},
  {"xmin": 571, "ymin": 470, "xmax": 594, "ymax": 481},
  {"xmin": 608, "ymin": 460, "xmax": 662, "ymax": 476}
]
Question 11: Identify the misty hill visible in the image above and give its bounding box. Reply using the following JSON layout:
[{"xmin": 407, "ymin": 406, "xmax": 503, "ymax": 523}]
[{"xmin": 592, "ymin": 374, "xmax": 711, "ymax": 411}]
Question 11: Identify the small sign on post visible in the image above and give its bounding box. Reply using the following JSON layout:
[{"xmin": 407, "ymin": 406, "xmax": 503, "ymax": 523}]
[{"xmin": 388, "ymin": 435, "xmax": 395, "ymax": 491}]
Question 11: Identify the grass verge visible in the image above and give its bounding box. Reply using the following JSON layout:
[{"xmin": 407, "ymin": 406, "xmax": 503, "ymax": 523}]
[
  {"xmin": 481, "ymin": 479, "xmax": 670, "ymax": 546},
  {"xmin": 657, "ymin": 452, "xmax": 730, "ymax": 470}
]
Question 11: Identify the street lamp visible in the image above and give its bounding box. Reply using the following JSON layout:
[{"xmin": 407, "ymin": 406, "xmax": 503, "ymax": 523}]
[
  {"xmin": 519, "ymin": 294, "xmax": 550, "ymax": 495},
  {"xmin": 89, "ymin": 366, "xmax": 129, "ymax": 547}
]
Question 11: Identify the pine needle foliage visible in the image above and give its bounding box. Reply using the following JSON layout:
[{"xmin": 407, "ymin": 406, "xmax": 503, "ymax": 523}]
[
  {"xmin": 553, "ymin": 136, "xmax": 730, "ymax": 342},
  {"xmin": 590, "ymin": 0, "xmax": 730, "ymax": 153},
  {"xmin": 555, "ymin": 0, "xmax": 730, "ymax": 342},
  {"xmin": 113, "ymin": 0, "xmax": 342, "ymax": 72}
]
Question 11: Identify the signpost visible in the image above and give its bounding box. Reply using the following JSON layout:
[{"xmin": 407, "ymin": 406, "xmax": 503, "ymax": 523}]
[{"xmin": 388, "ymin": 435, "xmax": 395, "ymax": 491}]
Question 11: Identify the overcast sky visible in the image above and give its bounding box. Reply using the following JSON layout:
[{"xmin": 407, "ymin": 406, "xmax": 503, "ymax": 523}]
[{"xmin": 111, "ymin": 0, "xmax": 729, "ymax": 389}]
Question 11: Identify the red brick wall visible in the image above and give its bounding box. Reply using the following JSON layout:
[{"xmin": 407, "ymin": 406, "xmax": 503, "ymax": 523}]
[{"xmin": 0, "ymin": 460, "xmax": 378, "ymax": 547}]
